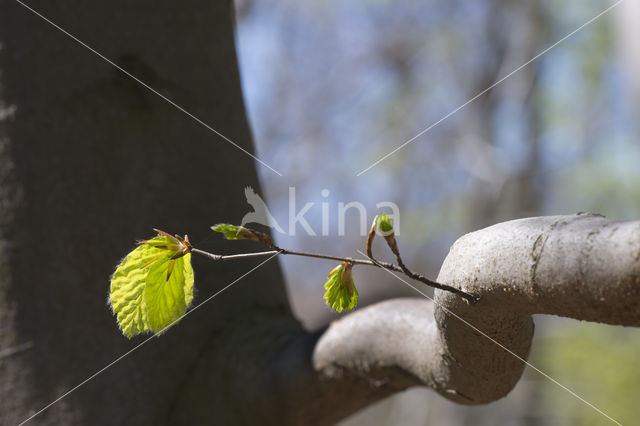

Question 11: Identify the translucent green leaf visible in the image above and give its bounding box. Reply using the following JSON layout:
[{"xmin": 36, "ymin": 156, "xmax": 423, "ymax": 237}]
[
  {"xmin": 109, "ymin": 235, "xmax": 194, "ymax": 338},
  {"xmin": 375, "ymin": 213, "xmax": 394, "ymax": 235},
  {"xmin": 323, "ymin": 263, "xmax": 358, "ymax": 313},
  {"xmin": 211, "ymin": 223, "xmax": 258, "ymax": 241}
]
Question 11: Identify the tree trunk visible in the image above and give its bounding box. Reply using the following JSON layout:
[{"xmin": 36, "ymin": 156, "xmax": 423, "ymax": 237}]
[{"xmin": 0, "ymin": 1, "xmax": 298, "ymax": 424}]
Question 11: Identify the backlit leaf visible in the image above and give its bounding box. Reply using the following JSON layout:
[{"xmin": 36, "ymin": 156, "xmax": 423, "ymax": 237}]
[
  {"xmin": 323, "ymin": 263, "xmax": 358, "ymax": 312},
  {"xmin": 211, "ymin": 223, "xmax": 259, "ymax": 241},
  {"xmin": 375, "ymin": 213, "xmax": 394, "ymax": 235},
  {"xmin": 109, "ymin": 234, "xmax": 194, "ymax": 338}
]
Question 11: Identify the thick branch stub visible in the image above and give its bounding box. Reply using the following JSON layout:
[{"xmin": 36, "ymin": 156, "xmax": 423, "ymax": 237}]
[
  {"xmin": 302, "ymin": 214, "xmax": 640, "ymax": 423},
  {"xmin": 440, "ymin": 214, "xmax": 640, "ymax": 325}
]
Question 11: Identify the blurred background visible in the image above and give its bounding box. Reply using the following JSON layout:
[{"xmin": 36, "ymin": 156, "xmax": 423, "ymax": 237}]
[{"xmin": 232, "ymin": 0, "xmax": 640, "ymax": 424}]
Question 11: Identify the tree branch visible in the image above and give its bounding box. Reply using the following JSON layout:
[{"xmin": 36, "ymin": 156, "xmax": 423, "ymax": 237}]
[
  {"xmin": 191, "ymin": 244, "xmax": 478, "ymax": 303},
  {"xmin": 280, "ymin": 214, "xmax": 640, "ymax": 424}
]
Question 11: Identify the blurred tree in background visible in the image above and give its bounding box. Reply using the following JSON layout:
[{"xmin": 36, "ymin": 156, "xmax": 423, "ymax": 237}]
[
  {"xmin": 534, "ymin": 321, "xmax": 640, "ymax": 425},
  {"xmin": 235, "ymin": 0, "xmax": 640, "ymax": 424}
]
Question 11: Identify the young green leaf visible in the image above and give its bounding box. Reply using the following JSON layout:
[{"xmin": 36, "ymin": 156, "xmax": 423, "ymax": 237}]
[
  {"xmin": 211, "ymin": 223, "xmax": 276, "ymax": 248},
  {"xmin": 211, "ymin": 223, "xmax": 258, "ymax": 241},
  {"xmin": 109, "ymin": 232, "xmax": 194, "ymax": 338},
  {"xmin": 375, "ymin": 213, "xmax": 394, "ymax": 235},
  {"xmin": 323, "ymin": 262, "xmax": 358, "ymax": 313},
  {"xmin": 374, "ymin": 213, "xmax": 399, "ymax": 256}
]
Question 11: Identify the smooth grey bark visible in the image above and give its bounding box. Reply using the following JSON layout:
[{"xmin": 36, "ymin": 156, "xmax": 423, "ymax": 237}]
[
  {"xmin": 0, "ymin": 1, "xmax": 299, "ymax": 425},
  {"xmin": 309, "ymin": 214, "xmax": 640, "ymax": 421},
  {"xmin": 2, "ymin": 2, "xmax": 639, "ymax": 426}
]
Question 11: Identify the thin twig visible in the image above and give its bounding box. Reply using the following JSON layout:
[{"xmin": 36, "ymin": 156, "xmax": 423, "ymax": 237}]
[
  {"xmin": 191, "ymin": 245, "xmax": 478, "ymax": 303},
  {"xmin": 365, "ymin": 231, "xmax": 478, "ymax": 304},
  {"xmin": 192, "ymin": 248, "xmax": 281, "ymax": 261},
  {"xmin": 378, "ymin": 254, "xmax": 477, "ymax": 303}
]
